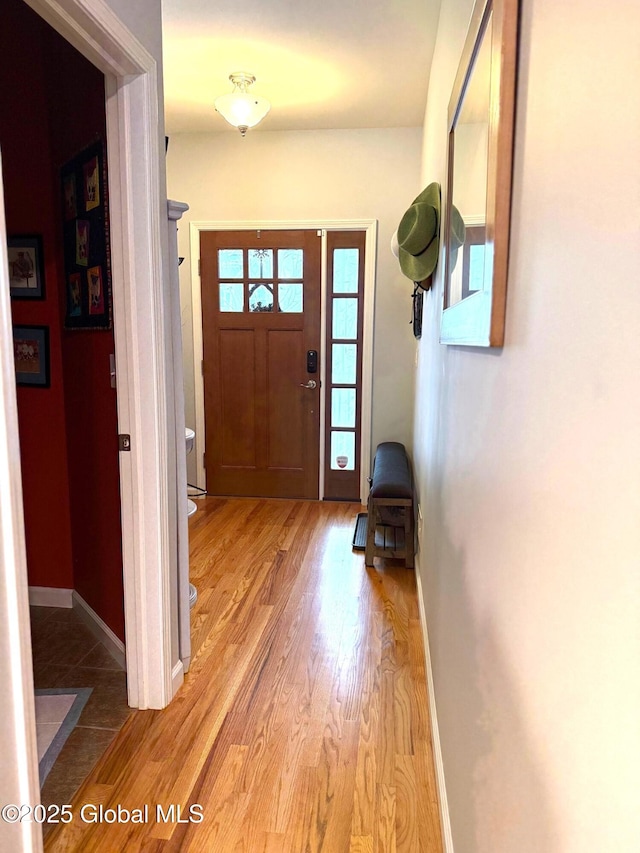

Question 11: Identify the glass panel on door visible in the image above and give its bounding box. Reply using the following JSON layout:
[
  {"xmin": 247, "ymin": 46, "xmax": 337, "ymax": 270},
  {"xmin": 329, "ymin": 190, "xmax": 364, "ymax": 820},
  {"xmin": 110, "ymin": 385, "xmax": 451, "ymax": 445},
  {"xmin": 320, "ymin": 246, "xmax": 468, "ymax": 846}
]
[
  {"xmin": 218, "ymin": 249, "xmax": 243, "ymax": 278},
  {"xmin": 331, "ymin": 343, "xmax": 357, "ymax": 384},
  {"xmin": 332, "ymin": 298, "xmax": 358, "ymax": 340},
  {"xmin": 278, "ymin": 282, "xmax": 303, "ymax": 313},
  {"xmin": 333, "ymin": 248, "xmax": 359, "ymax": 293},
  {"xmin": 249, "ymin": 283, "xmax": 274, "ymax": 312},
  {"xmin": 331, "ymin": 388, "xmax": 356, "ymax": 428},
  {"xmin": 219, "ymin": 282, "xmax": 244, "ymax": 312},
  {"xmin": 249, "ymin": 249, "xmax": 273, "ymax": 279},
  {"xmin": 330, "ymin": 431, "xmax": 355, "ymax": 470},
  {"xmin": 278, "ymin": 249, "xmax": 303, "ymax": 278}
]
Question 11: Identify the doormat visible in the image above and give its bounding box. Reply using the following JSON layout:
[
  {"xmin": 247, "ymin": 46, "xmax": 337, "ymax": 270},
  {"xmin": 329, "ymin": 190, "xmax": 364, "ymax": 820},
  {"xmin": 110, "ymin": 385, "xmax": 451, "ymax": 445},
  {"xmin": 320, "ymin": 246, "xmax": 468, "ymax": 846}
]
[
  {"xmin": 352, "ymin": 512, "xmax": 368, "ymax": 551},
  {"xmin": 35, "ymin": 687, "xmax": 93, "ymax": 784}
]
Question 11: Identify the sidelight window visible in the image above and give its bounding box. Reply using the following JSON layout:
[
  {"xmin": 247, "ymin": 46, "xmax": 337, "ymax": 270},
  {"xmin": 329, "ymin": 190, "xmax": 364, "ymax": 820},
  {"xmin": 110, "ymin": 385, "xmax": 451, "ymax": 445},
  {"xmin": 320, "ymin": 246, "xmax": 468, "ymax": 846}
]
[{"xmin": 324, "ymin": 232, "xmax": 365, "ymax": 500}]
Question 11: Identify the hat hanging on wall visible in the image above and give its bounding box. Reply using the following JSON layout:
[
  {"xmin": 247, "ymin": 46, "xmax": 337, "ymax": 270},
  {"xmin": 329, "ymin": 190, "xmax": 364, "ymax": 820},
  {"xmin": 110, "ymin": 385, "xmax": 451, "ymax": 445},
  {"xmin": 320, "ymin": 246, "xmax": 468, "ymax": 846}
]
[{"xmin": 393, "ymin": 182, "xmax": 465, "ymax": 289}]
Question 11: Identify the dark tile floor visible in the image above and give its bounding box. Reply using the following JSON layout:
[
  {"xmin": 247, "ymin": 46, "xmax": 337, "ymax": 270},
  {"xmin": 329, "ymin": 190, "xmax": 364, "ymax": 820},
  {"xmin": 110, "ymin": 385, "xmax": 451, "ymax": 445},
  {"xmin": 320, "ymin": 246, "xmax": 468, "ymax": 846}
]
[{"xmin": 30, "ymin": 606, "xmax": 131, "ymax": 820}]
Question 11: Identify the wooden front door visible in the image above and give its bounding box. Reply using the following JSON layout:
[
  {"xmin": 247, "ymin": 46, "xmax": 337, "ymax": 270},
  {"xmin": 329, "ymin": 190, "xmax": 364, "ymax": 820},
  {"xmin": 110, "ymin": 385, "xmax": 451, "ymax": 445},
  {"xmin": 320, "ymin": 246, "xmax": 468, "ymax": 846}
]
[{"xmin": 201, "ymin": 229, "xmax": 321, "ymax": 498}]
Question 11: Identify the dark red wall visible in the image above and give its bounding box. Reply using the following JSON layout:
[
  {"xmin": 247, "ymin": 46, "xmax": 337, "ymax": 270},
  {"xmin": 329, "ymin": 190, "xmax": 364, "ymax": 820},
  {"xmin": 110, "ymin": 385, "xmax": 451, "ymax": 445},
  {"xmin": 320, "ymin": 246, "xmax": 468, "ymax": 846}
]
[
  {"xmin": 0, "ymin": 0, "xmax": 74, "ymax": 591},
  {"xmin": 0, "ymin": 0, "xmax": 124, "ymax": 640}
]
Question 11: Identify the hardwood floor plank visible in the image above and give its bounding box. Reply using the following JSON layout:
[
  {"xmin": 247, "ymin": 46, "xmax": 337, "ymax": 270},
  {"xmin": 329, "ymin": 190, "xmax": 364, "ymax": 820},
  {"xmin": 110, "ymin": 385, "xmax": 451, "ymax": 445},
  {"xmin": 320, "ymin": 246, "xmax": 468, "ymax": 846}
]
[
  {"xmin": 375, "ymin": 783, "xmax": 397, "ymax": 853},
  {"xmin": 396, "ymin": 754, "xmax": 419, "ymax": 852},
  {"xmin": 45, "ymin": 499, "xmax": 442, "ymax": 852},
  {"xmin": 350, "ymin": 835, "xmax": 374, "ymax": 853},
  {"xmin": 351, "ymin": 692, "xmax": 379, "ymax": 837},
  {"xmin": 414, "ymin": 743, "xmax": 444, "ymax": 851},
  {"xmin": 297, "ymin": 647, "xmax": 339, "ymax": 769},
  {"xmin": 408, "ymin": 618, "xmax": 431, "ymax": 744},
  {"xmin": 177, "ymin": 745, "xmax": 250, "ymax": 851},
  {"xmin": 394, "ymin": 651, "xmax": 415, "ymax": 757},
  {"xmin": 378, "ymin": 671, "xmax": 396, "ymax": 786},
  {"xmin": 351, "ymin": 611, "xmax": 382, "ymax": 837}
]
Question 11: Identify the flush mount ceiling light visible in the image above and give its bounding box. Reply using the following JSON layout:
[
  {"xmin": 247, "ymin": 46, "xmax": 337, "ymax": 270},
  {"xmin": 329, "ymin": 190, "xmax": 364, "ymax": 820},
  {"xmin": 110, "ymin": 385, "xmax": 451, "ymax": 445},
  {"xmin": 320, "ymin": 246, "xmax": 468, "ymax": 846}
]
[{"xmin": 214, "ymin": 72, "xmax": 271, "ymax": 137}]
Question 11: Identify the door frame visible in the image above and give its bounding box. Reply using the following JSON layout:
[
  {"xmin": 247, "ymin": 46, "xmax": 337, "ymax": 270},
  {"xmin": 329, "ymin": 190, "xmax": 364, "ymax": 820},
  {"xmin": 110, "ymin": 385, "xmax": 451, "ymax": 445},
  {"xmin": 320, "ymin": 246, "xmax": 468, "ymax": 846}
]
[
  {"xmin": 21, "ymin": 0, "xmax": 178, "ymax": 710},
  {"xmin": 190, "ymin": 220, "xmax": 377, "ymax": 502}
]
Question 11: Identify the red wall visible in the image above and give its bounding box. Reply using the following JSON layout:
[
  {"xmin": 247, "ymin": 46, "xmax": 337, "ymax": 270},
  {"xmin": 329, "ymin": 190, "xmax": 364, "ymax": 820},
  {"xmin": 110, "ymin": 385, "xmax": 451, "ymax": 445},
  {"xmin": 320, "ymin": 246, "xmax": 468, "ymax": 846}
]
[
  {"xmin": 45, "ymin": 25, "xmax": 124, "ymax": 641},
  {"xmin": 0, "ymin": 0, "xmax": 124, "ymax": 640},
  {"xmin": 0, "ymin": 0, "xmax": 74, "ymax": 591}
]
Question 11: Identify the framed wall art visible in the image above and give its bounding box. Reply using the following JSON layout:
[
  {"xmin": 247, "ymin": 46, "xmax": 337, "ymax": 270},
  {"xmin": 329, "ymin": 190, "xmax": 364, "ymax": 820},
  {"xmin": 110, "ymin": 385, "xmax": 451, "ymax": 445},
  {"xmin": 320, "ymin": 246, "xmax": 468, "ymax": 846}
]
[
  {"xmin": 8, "ymin": 235, "xmax": 45, "ymax": 300},
  {"xmin": 61, "ymin": 139, "xmax": 112, "ymax": 329},
  {"xmin": 13, "ymin": 325, "xmax": 50, "ymax": 387}
]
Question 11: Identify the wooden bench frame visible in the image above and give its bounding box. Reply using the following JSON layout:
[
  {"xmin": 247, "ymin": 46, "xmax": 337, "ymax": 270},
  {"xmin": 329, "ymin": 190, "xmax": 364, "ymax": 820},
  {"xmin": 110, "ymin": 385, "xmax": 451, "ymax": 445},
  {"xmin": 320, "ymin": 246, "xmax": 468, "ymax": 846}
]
[{"xmin": 365, "ymin": 496, "xmax": 414, "ymax": 568}]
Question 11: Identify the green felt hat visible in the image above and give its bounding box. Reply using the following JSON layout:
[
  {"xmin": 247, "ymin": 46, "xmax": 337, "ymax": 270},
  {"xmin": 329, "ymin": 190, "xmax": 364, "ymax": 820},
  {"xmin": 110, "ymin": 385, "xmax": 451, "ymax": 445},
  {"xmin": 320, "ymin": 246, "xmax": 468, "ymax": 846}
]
[{"xmin": 396, "ymin": 183, "xmax": 466, "ymax": 283}]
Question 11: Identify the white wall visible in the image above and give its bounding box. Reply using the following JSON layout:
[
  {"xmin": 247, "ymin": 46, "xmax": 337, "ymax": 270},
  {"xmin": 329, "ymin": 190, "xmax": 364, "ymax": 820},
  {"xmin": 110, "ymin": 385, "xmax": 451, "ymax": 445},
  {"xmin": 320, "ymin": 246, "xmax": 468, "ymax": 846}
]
[
  {"xmin": 166, "ymin": 127, "xmax": 422, "ymax": 484},
  {"xmin": 104, "ymin": 0, "xmax": 162, "ymax": 60},
  {"xmin": 416, "ymin": 0, "xmax": 640, "ymax": 851}
]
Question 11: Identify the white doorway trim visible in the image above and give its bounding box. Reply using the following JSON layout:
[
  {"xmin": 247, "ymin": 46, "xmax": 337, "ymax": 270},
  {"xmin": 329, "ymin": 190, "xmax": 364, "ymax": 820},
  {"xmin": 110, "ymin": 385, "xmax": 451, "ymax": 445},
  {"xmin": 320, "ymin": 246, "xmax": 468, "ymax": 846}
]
[
  {"xmin": 189, "ymin": 219, "xmax": 377, "ymax": 503},
  {"xmin": 24, "ymin": 0, "xmax": 176, "ymax": 709},
  {"xmin": 0, "ymin": 153, "xmax": 43, "ymax": 853}
]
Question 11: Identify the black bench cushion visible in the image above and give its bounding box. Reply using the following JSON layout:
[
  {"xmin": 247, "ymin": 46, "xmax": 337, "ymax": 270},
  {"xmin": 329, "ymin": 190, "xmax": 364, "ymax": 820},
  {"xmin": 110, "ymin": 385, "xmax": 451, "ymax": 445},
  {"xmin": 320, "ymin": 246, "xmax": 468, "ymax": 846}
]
[{"xmin": 370, "ymin": 442, "xmax": 412, "ymax": 499}]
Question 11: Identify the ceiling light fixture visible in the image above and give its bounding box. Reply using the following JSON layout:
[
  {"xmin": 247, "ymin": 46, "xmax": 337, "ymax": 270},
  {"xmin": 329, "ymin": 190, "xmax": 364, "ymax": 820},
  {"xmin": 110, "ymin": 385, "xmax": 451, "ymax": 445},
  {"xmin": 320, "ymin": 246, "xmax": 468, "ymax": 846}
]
[{"xmin": 214, "ymin": 72, "xmax": 271, "ymax": 137}]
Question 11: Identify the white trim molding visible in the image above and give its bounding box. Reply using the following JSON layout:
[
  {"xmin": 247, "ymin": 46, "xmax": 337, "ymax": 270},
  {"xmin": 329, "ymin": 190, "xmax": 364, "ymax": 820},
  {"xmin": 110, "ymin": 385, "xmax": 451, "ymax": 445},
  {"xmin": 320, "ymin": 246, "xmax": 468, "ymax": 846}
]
[
  {"xmin": 416, "ymin": 574, "xmax": 454, "ymax": 853},
  {"xmin": 172, "ymin": 660, "xmax": 185, "ymax": 697},
  {"xmin": 189, "ymin": 218, "xmax": 378, "ymax": 503},
  {"xmin": 0, "ymin": 152, "xmax": 43, "ymax": 853},
  {"xmin": 72, "ymin": 592, "xmax": 126, "ymax": 670},
  {"xmin": 28, "ymin": 587, "xmax": 73, "ymax": 609}
]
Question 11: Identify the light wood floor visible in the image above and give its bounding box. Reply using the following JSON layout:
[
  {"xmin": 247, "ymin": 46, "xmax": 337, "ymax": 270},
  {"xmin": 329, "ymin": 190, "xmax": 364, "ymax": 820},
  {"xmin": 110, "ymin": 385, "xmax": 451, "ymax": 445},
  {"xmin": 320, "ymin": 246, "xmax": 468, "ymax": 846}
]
[{"xmin": 45, "ymin": 498, "xmax": 443, "ymax": 852}]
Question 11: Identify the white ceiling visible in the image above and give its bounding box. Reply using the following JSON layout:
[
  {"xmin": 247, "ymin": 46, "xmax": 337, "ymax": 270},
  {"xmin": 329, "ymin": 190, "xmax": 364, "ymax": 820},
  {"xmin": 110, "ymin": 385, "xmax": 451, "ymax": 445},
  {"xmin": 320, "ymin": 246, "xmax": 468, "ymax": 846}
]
[{"xmin": 161, "ymin": 0, "xmax": 441, "ymax": 134}]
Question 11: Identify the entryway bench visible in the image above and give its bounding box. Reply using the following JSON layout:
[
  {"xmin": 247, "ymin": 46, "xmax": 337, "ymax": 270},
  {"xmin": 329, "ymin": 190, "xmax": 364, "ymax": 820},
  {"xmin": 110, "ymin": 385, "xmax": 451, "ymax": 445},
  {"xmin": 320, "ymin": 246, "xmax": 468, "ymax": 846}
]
[{"xmin": 365, "ymin": 442, "xmax": 415, "ymax": 569}]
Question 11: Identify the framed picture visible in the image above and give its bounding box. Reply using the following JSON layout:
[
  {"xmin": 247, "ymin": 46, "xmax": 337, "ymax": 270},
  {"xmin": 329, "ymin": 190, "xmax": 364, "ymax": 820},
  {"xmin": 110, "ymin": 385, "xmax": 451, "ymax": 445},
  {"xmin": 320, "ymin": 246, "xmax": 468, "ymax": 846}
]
[
  {"xmin": 13, "ymin": 325, "xmax": 50, "ymax": 387},
  {"xmin": 8, "ymin": 235, "xmax": 45, "ymax": 300},
  {"xmin": 61, "ymin": 139, "xmax": 112, "ymax": 329}
]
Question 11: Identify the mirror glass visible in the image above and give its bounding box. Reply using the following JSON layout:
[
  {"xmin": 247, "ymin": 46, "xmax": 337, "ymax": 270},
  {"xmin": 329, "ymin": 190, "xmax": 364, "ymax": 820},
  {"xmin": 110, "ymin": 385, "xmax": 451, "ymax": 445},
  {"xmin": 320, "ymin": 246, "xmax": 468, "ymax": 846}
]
[{"xmin": 446, "ymin": 13, "xmax": 493, "ymax": 307}]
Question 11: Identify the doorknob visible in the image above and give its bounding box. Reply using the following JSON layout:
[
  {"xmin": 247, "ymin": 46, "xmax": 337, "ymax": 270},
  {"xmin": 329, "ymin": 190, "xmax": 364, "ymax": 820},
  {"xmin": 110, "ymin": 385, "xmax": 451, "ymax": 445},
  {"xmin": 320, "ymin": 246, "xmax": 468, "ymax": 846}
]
[{"xmin": 300, "ymin": 380, "xmax": 317, "ymax": 389}]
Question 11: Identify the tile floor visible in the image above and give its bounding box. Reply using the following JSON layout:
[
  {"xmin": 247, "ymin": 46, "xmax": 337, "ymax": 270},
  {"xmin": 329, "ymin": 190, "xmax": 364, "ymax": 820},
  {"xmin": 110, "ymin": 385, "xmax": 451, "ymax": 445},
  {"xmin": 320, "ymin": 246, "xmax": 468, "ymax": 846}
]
[{"xmin": 29, "ymin": 606, "xmax": 131, "ymax": 823}]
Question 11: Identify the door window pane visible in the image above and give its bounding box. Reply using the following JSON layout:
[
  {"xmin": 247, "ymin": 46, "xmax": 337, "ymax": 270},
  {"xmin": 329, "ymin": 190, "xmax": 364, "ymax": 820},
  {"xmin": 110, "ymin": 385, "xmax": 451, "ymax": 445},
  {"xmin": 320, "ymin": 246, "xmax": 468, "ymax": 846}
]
[
  {"xmin": 331, "ymin": 344, "xmax": 357, "ymax": 384},
  {"xmin": 333, "ymin": 248, "xmax": 359, "ymax": 293},
  {"xmin": 249, "ymin": 249, "xmax": 273, "ymax": 279},
  {"xmin": 332, "ymin": 298, "xmax": 358, "ymax": 340},
  {"xmin": 249, "ymin": 284, "xmax": 274, "ymax": 312},
  {"xmin": 278, "ymin": 249, "xmax": 303, "ymax": 279},
  {"xmin": 219, "ymin": 282, "xmax": 244, "ymax": 312},
  {"xmin": 331, "ymin": 388, "xmax": 356, "ymax": 428},
  {"xmin": 278, "ymin": 283, "xmax": 303, "ymax": 313},
  {"xmin": 330, "ymin": 431, "xmax": 355, "ymax": 470},
  {"xmin": 218, "ymin": 249, "xmax": 243, "ymax": 278}
]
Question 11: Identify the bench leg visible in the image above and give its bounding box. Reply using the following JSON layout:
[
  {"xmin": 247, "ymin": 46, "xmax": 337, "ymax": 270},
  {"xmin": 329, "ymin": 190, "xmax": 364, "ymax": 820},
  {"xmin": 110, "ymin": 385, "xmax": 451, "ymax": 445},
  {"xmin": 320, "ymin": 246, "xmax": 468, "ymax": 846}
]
[
  {"xmin": 404, "ymin": 503, "xmax": 415, "ymax": 569},
  {"xmin": 365, "ymin": 505, "xmax": 376, "ymax": 566}
]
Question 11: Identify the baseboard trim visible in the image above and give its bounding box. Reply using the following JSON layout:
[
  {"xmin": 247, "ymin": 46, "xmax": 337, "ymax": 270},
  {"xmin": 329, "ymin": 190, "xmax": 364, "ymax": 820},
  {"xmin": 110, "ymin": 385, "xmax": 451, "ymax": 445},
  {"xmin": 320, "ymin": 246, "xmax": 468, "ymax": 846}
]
[
  {"xmin": 72, "ymin": 591, "xmax": 126, "ymax": 670},
  {"xmin": 416, "ymin": 570, "xmax": 454, "ymax": 853},
  {"xmin": 171, "ymin": 660, "xmax": 184, "ymax": 697},
  {"xmin": 28, "ymin": 586, "xmax": 73, "ymax": 608}
]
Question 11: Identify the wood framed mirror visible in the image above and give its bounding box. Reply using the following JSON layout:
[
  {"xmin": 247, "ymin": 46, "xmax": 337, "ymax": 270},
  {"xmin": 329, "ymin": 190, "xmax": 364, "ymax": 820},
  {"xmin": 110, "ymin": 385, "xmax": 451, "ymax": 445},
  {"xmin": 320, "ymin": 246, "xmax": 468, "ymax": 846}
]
[{"xmin": 441, "ymin": 0, "xmax": 518, "ymax": 347}]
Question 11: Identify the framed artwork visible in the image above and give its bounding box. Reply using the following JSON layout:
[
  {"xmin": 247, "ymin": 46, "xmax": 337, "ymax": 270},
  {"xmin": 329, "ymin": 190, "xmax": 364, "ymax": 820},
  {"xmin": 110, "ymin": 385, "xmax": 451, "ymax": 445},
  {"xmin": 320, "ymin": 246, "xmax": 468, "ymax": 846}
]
[
  {"xmin": 13, "ymin": 325, "xmax": 50, "ymax": 387},
  {"xmin": 61, "ymin": 139, "xmax": 112, "ymax": 329},
  {"xmin": 8, "ymin": 235, "xmax": 45, "ymax": 300}
]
